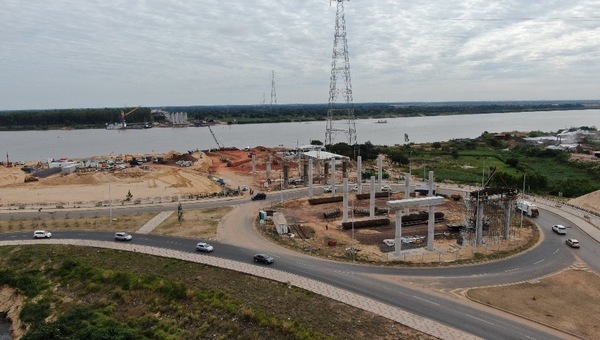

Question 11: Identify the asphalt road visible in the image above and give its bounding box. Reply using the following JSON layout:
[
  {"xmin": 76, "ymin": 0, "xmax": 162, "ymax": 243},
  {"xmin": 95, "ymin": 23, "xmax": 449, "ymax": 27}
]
[{"xmin": 2, "ymin": 187, "xmax": 592, "ymax": 339}]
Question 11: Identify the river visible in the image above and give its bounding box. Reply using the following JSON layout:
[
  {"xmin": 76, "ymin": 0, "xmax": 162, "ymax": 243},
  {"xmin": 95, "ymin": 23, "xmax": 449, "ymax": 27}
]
[{"xmin": 1, "ymin": 109, "xmax": 598, "ymax": 162}]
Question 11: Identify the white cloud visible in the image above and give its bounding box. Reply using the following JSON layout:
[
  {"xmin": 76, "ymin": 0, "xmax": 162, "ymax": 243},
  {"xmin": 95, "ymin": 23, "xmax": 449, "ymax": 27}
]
[{"xmin": 1, "ymin": 0, "xmax": 599, "ymax": 109}]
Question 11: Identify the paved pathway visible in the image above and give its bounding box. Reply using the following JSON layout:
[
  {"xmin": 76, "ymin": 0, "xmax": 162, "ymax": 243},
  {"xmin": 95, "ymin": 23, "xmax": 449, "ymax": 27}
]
[{"xmin": 136, "ymin": 211, "xmax": 173, "ymax": 234}]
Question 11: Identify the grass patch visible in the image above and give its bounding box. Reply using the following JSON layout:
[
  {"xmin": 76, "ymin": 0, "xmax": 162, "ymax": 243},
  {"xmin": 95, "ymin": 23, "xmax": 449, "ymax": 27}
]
[{"xmin": 1, "ymin": 245, "xmax": 430, "ymax": 339}]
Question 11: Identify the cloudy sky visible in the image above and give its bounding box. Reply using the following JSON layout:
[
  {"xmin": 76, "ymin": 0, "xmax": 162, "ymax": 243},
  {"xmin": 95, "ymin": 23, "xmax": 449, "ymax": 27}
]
[{"xmin": 2, "ymin": 0, "xmax": 599, "ymax": 110}]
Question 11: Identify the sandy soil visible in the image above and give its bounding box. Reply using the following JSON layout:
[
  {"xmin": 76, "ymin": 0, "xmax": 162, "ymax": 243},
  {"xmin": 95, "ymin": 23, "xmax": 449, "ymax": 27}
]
[{"xmin": 0, "ymin": 148, "xmax": 287, "ymax": 206}]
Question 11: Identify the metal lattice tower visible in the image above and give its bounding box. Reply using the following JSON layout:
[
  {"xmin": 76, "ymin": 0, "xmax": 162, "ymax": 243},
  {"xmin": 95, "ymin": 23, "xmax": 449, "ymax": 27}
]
[
  {"xmin": 270, "ymin": 70, "xmax": 277, "ymax": 114},
  {"xmin": 325, "ymin": 0, "xmax": 356, "ymax": 147}
]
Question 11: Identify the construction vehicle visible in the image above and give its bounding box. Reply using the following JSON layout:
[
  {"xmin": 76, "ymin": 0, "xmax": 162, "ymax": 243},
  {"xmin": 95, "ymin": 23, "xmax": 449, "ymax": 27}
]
[
  {"xmin": 119, "ymin": 106, "xmax": 141, "ymax": 129},
  {"xmin": 516, "ymin": 200, "xmax": 539, "ymax": 217}
]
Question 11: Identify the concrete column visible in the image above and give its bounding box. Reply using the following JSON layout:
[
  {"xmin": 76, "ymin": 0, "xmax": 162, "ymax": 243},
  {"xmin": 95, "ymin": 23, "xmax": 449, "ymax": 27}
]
[
  {"xmin": 324, "ymin": 162, "xmax": 329, "ymax": 185},
  {"xmin": 394, "ymin": 211, "xmax": 402, "ymax": 255},
  {"xmin": 428, "ymin": 171, "xmax": 434, "ymax": 197},
  {"xmin": 343, "ymin": 178, "xmax": 348, "ymax": 223},
  {"xmin": 378, "ymin": 155, "xmax": 383, "ymax": 191},
  {"xmin": 427, "ymin": 205, "xmax": 435, "ymax": 251},
  {"xmin": 404, "ymin": 174, "xmax": 411, "ymax": 215},
  {"xmin": 369, "ymin": 176, "xmax": 375, "ymax": 218},
  {"xmin": 302, "ymin": 160, "xmax": 309, "ymax": 185},
  {"xmin": 476, "ymin": 198, "xmax": 484, "ymax": 246},
  {"xmin": 283, "ymin": 163, "xmax": 289, "ymax": 190},
  {"xmin": 330, "ymin": 158, "xmax": 336, "ymax": 197},
  {"xmin": 357, "ymin": 156, "xmax": 362, "ymax": 192},
  {"xmin": 503, "ymin": 199, "xmax": 512, "ymax": 240},
  {"xmin": 251, "ymin": 154, "xmax": 256, "ymax": 173},
  {"xmin": 266, "ymin": 159, "xmax": 271, "ymax": 185},
  {"xmin": 342, "ymin": 160, "xmax": 348, "ymax": 179},
  {"xmin": 308, "ymin": 158, "xmax": 314, "ymax": 199}
]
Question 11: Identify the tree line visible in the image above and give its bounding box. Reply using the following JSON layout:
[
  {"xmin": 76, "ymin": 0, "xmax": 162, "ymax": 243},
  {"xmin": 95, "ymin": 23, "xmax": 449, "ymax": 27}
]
[{"xmin": 0, "ymin": 101, "xmax": 592, "ymax": 130}]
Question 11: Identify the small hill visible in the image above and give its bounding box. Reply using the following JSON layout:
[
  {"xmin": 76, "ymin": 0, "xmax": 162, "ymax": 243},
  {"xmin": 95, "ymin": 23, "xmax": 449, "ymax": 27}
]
[{"xmin": 568, "ymin": 190, "xmax": 600, "ymax": 214}]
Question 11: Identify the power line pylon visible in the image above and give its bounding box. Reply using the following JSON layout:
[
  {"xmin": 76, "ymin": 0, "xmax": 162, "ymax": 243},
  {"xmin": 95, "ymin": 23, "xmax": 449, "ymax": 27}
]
[
  {"xmin": 270, "ymin": 70, "xmax": 278, "ymax": 114},
  {"xmin": 325, "ymin": 0, "xmax": 356, "ymax": 147}
]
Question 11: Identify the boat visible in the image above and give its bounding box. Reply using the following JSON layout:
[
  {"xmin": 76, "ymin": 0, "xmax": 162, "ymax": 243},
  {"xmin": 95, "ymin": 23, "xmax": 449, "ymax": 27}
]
[{"xmin": 376, "ymin": 119, "xmax": 387, "ymax": 124}]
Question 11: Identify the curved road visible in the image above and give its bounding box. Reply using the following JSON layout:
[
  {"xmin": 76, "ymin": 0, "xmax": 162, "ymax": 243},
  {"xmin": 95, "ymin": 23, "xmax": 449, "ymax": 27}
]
[{"xmin": 2, "ymin": 190, "xmax": 594, "ymax": 339}]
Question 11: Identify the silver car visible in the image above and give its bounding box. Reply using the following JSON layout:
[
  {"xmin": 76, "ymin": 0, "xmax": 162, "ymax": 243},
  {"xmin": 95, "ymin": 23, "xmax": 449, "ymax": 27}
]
[
  {"xmin": 196, "ymin": 242, "xmax": 214, "ymax": 252},
  {"xmin": 115, "ymin": 232, "xmax": 133, "ymax": 241}
]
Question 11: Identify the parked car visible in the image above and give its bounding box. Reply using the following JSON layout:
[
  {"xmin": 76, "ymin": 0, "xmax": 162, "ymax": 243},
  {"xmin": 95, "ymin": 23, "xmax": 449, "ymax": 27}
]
[
  {"xmin": 566, "ymin": 239, "xmax": 580, "ymax": 248},
  {"xmin": 251, "ymin": 192, "xmax": 267, "ymax": 201},
  {"xmin": 114, "ymin": 232, "xmax": 133, "ymax": 241},
  {"xmin": 350, "ymin": 185, "xmax": 360, "ymax": 192},
  {"xmin": 253, "ymin": 253, "xmax": 274, "ymax": 264},
  {"xmin": 195, "ymin": 242, "xmax": 214, "ymax": 253},
  {"xmin": 552, "ymin": 224, "xmax": 567, "ymax": 235},
  {"xmin": 33, "ymin": 230, "xmax": 52, "ymax": 239}
]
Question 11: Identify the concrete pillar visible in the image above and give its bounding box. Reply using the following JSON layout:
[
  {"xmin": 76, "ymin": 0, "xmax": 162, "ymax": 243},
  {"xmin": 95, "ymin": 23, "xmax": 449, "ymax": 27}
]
[
  {"xmin": 428, "ymin": 171, "xmax": 434, "ymax": 197},
  {"xmin": 342, "ymin": 160, "xmax": 348, "ymax": 179},
  {"xmin": 503, "ymin": 199, "xmax": 512, "ymax": 240},
  {"xmin": 357, "ymin": 156, "xmax": 362, "ymax": 192},
  {"xmin": 369, "ymin": 176, "xmax": 375, "ymax": 218},
  {"xmin": 324, "ymin": 162, "xmax": 329, "ymax": 185},
  {"xmin": 302, "ymin": 160, "xmax": 309, "ymax": 185},
  {"xmin": 266, "ymin": 158, "xmax": 271, "ymax": 185},
  {"xmin": 476, "ymin": 198, "xmax": 484, "ymax": 246},
  {"xmin": 343, "ymin": 178, "xmax": 348, "ymax": 223},
  {"xmin": 251, "ymin": 154, "xmax": 256, "ymax": 173},
  {"xmin": 395, "ymin": 211, "xmax": 403, "ymax": 254},
  {"xmin": 283, "ymin": 163, "xmax": 289, "ymax": 190},
  {"xmin": 427, "ymin": 205, "xmax": 435, "ymax": 251},
  {"xmin": 404, "ymin": 174, "xmax": 411, "ymax": 215},
  {"xmin": 378, "ymin": 155, "xmax": 383, "ymax": 191},
  {"xmin": 330, "ymin": 158, "xmax": 336, "ymax": 197},
  {"xmin": 308, "ymin": 158, "xmax": 314, "ymax": 199}
]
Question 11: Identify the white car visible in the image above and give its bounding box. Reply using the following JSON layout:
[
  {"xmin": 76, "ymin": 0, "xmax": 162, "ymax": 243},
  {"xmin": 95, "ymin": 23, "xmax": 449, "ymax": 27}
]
[
  {"xmin": 552, "ymin": 224, "xmax": 567, "ymax": 235},
  {"xmin": 323, "ymin": 186, "xmax": 336, "ymax": 193},
  {"xmin": 381, "ymin": 185, "xmax": 393, "ymax": 192},
  {"xmin": 351, "ymin": 185, "xmax": 360, "ymax": 192},
  {"xmin": 115, "ymin": 232, "xmax": 133, "ymax": 241},
  {"xmin": 33, "ymin": 230, "xmax": 52, "ymax": 238},
  {"xmin": 196, "ymin": 242, "xmax": 214, "ymax": 253}
]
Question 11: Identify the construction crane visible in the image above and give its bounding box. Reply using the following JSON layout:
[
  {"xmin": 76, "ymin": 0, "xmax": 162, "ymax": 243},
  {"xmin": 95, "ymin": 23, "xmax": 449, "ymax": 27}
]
[
  {"xmin": 207, "ymin": 125, "xmax": 224, "ymax": 150},
  {"xmin": 119, "ymin": 106, "xmax": 141, "ymax": 128}
]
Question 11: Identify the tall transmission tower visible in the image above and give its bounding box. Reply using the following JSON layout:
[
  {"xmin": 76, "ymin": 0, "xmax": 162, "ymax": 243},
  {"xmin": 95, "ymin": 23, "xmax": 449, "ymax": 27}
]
[
  {"xmin": 270, "ymin": 70, "xmax": 278, "ymax": 114},
  {"xmin": 325, "ymin": 0, "xmax": 356, "ymax": 147}
]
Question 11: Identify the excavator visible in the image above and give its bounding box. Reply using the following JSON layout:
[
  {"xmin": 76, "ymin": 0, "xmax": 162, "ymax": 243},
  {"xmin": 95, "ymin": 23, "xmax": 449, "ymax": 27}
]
[{"xmin": 119, "ymin": 106, "xmax": 141, "ymax": 129}]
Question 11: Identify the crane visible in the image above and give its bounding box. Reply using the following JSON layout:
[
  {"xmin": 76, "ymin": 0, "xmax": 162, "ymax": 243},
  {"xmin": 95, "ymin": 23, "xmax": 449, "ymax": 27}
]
[
  {"xmin": 119, "ymin": 106, "xmax": 141, "ymax": 129},
  {"xmin": 207, "ymin": 125, "xmax": 224, "ymax": 150}
]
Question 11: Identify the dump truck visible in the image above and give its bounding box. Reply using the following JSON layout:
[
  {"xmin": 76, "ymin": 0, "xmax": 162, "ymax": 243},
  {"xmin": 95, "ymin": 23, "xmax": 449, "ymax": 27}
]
[{"xmin": 516, "ymin": 200, "xmax": 539, "ymax": 217}]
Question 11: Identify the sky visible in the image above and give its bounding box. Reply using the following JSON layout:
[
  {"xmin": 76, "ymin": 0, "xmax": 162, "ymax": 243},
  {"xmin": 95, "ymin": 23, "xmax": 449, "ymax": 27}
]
[{"xmin": 2, "ymin": 0, "xmax": 600, "ymax": 110}]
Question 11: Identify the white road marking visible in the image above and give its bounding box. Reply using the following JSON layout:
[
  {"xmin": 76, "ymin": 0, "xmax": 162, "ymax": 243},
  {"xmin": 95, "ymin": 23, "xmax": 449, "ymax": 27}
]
[
  {"xmin": 466, "ymin": 313, "xmax": 495, "ymax": 325},
  {"xmin": 504, "ymin": 268, "xmax": 519, "ymax": 272},
  {"xmin": 533, "ymin": 259, "xmax": 545, "ymax": 265},
  {"xmin": 412, "ymin": 295, "xmax": 440, "ymax": 306},
  {"xmin": 552, "ymin": 248, "xmax": 559, "ymax": 254}
]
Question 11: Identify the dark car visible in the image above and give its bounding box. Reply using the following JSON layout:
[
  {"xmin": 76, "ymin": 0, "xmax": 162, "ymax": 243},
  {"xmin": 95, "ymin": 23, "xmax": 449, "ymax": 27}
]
[
  {"xmin": 251, "ymin": 193, "xmax": 267, "ymax": 201},
  {"xmin": 253, "ymin": 253, "xmax": 274, "ymax": 264}
]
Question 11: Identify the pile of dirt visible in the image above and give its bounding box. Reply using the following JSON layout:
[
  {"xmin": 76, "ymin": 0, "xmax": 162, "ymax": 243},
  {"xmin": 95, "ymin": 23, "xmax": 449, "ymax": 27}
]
[{"xmin": 568, "ymin": 190, "xmax": 600, "ymax": 214}]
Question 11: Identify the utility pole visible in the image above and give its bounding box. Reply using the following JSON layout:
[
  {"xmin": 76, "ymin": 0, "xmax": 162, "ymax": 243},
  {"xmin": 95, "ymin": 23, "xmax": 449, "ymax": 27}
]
[{"xmin": 325, "ymin": 0, "xmax": 357, "ymax": 147}]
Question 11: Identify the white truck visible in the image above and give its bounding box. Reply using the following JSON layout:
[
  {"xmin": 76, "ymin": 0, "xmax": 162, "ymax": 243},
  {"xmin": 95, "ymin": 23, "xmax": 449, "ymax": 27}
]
[{"xmin": 516, "ymin": 200, "xmax": 539, "ymax": 217}]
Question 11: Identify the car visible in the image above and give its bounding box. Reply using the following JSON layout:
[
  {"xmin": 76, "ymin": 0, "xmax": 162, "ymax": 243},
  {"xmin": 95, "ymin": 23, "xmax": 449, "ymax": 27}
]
[
  {"xmin": 350, "ymin": 185, "xmax": 360, "ymax": 192},
  {"xmin": 552, "ymin": 224, "xmax": 567, "ymax": 235},
  {"xmin": 381, "ymin": 185, "xmax": 393, "ymax": 192},
  {"xmin": 251, "ymin": 192, "xmax": 267, "ymax": 201},
  {"xmin": 566, "ymin": 239, "xmax": 580, "ymax": 248},
  {"xmin": 195, "ymin": 242, "xmax": 214, "ymax": 252},
  {"xmin": 323, "ymin": 186, "xmax": 336, "ymax": 193},
  {"xmin": 114, "ymin": 232, "xmax": 133, "ymax": 241},
  {"xmin": 33, "ymin": 230, "xmax": 51, "ymax": 238},
  {"xmin": 253, "ymin": 253, "xmax": 274, "ymax": 264}
]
